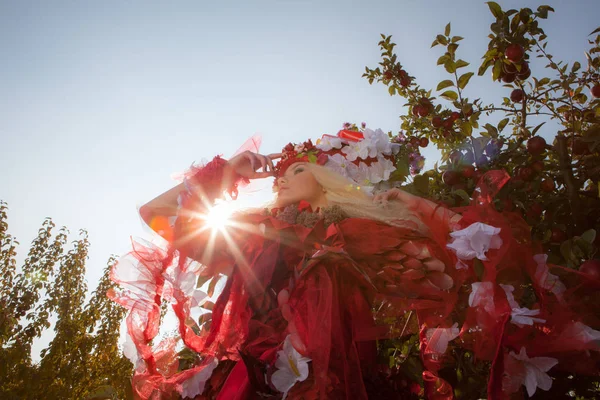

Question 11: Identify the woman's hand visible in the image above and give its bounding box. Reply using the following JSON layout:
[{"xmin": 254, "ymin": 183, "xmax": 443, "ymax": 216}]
[
  {"xmin": 227, "ymin": 151, "xmax": 282, "ymax": 179},
  {"xmin": 372, "ymin": 188, "xmax": 421, "ymax": 210}
]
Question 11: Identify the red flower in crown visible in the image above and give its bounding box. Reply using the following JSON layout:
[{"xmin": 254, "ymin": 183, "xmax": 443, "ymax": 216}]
[{"xmin": 274, "ymin": 139, "xmax": 328, "ymax": 181}]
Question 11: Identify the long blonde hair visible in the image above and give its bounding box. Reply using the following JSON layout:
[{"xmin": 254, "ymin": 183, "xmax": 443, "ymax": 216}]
[{"xmin": 273, "ymin": 163, "xmax": 429, "ymax": 235}]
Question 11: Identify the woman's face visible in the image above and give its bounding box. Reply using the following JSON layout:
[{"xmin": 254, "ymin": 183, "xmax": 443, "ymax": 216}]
[{"xmin": 276, "ymin": 163, "xmax": 326, "ymax": 208}]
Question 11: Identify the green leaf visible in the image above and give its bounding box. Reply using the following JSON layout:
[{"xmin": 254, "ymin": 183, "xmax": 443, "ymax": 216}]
[
  {"xmin": 437, "ymin": 54, "xmax": 450, "ymax": 65},
  {"xmin": 458, "ymin": 72, "xmax": 474, "ymax": 89},
  {"xmin": 498, "ymin": 118, "xmax": 509, "ymax": 132},
  {"xmin": 460, "ymin": 121, "xmax": 473, "ymax": 136},
  {"xmin": 581, "ymin": 229, "xmax": 597, "ymax": 244},
  {"xmin": 589, "ymin": 26, "xmax": 600, "ymax": 36},
  {"xmin": 436, "ymin": 34, "xmax": 448, "ymax": 45},
  {"xmin": 478, "ymin": 59, "xmax": 492, "ymax": 76},
  {"xmin": 484, "ymin": 123, "xmax": 499, "ymax": 138},
  {"xmin": 492, "ymin": 59, "xmax": 503, "ymax": 81},
  {"xmin": 455, "ymin": 59, "xmax": 470, "ymax": 69},
  {"xmin": 444, "ymin": 61, "xmax": 457, "ymax": 74},
  {"xmin": 487, "ymin": 1, "xmax": 503, "ymax": 19},
  {"xmin": 531, "ymin": 122, "xmax": 546, "ymax": 136},
  {"xmin": 445, "ymin": 22, "xmax": 451, "ymax": 36},
  {"xmin": 388, "ymin": 86, "xmax": 396, "ymax": 96},
  {"xmin": 440, "ymin": 90, "xmax": 458, "ymax": 101},
  {"xmin": 437, "ymin": 80, "xmax": 454, "ymax": 91},
  {"xmin": 453, "ymin": 189, "xmax": 471, "ymax": 203},
  {"xmin": 414, "ymin": 175, "xmax": 430, "ymax": 194},
  {"xmin": 451, "ymin": 36, "xmax": 464, "ymax": 43},
  {"xmin": 571, "ymin": 61, "xmax": 581, "ymax": 72}
]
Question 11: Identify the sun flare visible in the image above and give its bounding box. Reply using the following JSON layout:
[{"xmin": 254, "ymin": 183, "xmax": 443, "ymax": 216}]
[{"xmin": 204, "ymin": 202, "xmax": 235, "ymax": 231}]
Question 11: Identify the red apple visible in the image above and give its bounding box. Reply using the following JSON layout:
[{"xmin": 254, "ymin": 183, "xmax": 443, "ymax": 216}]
[
  {"xmin": 503, "ymin": 62, "xmax": 518, "ymax": 74},
  {"xmin": 450, "ymin": 111, "xmax": 460, "ymax": 122},
  {"xmin": 418, "ymin": 106, "xmax": 430, "ymax": 117},
  {"xmin": 502, "ymin": 73, "xmax": 517, "ymax": 83},
  {"xmin": 505, "ymin": 44, "xmax": 525, "ymax": 63},
  {"xmin": 461, "ymin": 165, "xmax": 475, "ymax": 178},
  {"xmin": 531, "ymin": 160, "xmax": 544, "ymax": 173},
  {"xmin": 580, "ymin": 259, "xmax": 600, "ymax": 281},
  {"xmin": 541, "ymin": 179, "xmax": 555, "ymax": 192},
  {"xmin": 517, "ymin": 68, "xmax": 531, "ymax": 81},
  {"xmin": 412, "ymin": 105, "xmax": 422, "ymax": 117},
  {"xmin": 432, "ymin": 116, "xmax": 443, "ymax": 128},
  {"xmin": 590, "ymin": 84, "xmax": 600, "ymax": 98},
  {"xmin": 383, "ymin": 70, "xmax": 393, "ymax": 80},
  {"xmin": 442, "ymin": 170, "xmax": 461, "ymax": 186},
  {"xmin": 419, "ymin": 137, "xmax": 429, "ymax": 147},
  {"xmin": 400, "ymin": 77, "xmax": 411, "ymax": 87},
  {"xmin": 527, "ymin": 136, "xmax": 547, "ymax": 155},
  {"xmin": 510, "ymin": 89, "xmax": 525, "ymax": 103},
  {"xmin": 519, "ymin": 167, "xmax": 534, "ymax": 181},
  {"xmin": 527, "ymin": 202, "xmax": 543, "ymax": 218},
  {"xmin": 442, "ymin": 119, "xmax": 454, "ymax": 129}
]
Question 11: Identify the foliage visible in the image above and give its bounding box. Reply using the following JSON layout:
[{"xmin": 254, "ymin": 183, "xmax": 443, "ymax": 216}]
[
  {"xmin": 363, "ymin": 3, "xmax": 600, "ymax": 399},
  {"xmin": 0, "ymin": 200, "xmax": 133, "ymax": 400}
]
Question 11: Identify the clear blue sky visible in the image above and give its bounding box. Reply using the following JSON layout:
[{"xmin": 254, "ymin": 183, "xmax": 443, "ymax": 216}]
[{"xmin": 0, "ymin": 0, "xmax": 598, "ymax": 355}]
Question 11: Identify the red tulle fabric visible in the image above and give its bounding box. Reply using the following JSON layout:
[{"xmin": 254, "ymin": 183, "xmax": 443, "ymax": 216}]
[{"xmin": 110, "ymin": 160, "xmax": 600, "ymax": 399}]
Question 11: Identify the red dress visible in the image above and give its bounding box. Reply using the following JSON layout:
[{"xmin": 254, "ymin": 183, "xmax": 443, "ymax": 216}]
[{"xmin": 110, "ymin": 157, "xmax": 600, "ymax": 400}]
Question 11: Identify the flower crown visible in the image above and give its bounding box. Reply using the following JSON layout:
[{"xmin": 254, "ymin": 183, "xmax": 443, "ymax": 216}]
[{"xmin": 274, "ymin": 126, "xmax": 402, "ymax": 192}]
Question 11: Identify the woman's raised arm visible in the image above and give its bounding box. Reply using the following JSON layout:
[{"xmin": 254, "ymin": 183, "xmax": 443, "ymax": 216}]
[{"xmin": 139, "ymin": 151, "xmax": 281, "ymax": 235}]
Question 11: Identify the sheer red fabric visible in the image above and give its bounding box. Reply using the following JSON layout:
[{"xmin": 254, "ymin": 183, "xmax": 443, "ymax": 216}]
[{"xmin": 110, "ymin": 160, "xmax": 600, "ymax": 399}]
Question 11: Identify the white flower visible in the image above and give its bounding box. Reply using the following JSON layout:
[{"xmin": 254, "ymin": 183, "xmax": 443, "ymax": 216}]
[
  {"xmin": 468, "ymin": 281, "xmax": 496, "ymax": 314},
  {"xmin": 316, "ymin": 135, "xmax": 343, "ymax": 151},
  {"xmin": 500, "ymin": 284, "xmax": 546, "ymax": 327},
  {"xmin": 533, "ymin": 254, "xmax": 566, "ymax": 300},
  {"xmin": 447, "ymin": 222, "xmax": 503, "ymax": 269},
  {"xmin": 425, "ymin": 323, "xmax": 460, "ymax": 354},
  {"xmin": 271, "ymin": 335, "xmax": 311, "ymax": 399},
  {"xmin": 180, "ymin": 357, "xmax": 219, "ymax": 399},
  {"xmin": 503, "ymin": 347, "xmax": 558, "ymax": 397},
  {"xmin": 324, "ymin": 153, "xmax": 352, "ymax": 178},
  {"xmin": 560, "ymin": 321, "xmax": 600, "ymax": 346},
  {"xmin": 363, "ymin": 128, "xmax": 395, "ymax": 155},
  {"xmin": 342, "ymin": 140, "xmax": 372, "ymax": 161}
]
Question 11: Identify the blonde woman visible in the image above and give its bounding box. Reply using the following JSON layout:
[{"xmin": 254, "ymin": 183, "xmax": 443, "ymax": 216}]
[{"xmin": 111, "ymin": 129, "xmax": 600, "ymax": 399}]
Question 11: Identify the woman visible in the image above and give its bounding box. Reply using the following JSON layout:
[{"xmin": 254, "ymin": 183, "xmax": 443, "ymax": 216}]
[{"xmin": 111, "ymin": 128, "xmax": 600, "ymax": 399}]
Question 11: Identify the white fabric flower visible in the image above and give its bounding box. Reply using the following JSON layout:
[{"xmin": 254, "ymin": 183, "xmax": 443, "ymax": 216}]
[
  {"xmin": 271, "ymin": 335, "xmax": 311, "ymax": 399},
  {"xmin": 342, "ymin": 140, "xmax": 372, "ymax": 161},
  {"xmin": 500, "ymin": 284, "xmax": 546, "ymax": 327},
  {"xmin": 447, "ymin": 222, "xmax": 503, "ymax": 269},
  {"xmin": 324, "ymin": 153, "xmax": 352, "ymax": 178},
  {"xmin": 425, "ymin": 323, "xmax": 460, "ymax": 354},
  {"xmin": 533, "ymin": 254, "xmax": 566, "ymax": 300},
  {"xmin": 503, "ymin": 347, "xmax": 558, "ymax": 397},
  {"xmin": 560, "ymin": 321, "xmax": 600, "ymax": 346},
  {"xmin": 363, "ymin": 128, "xmax": 395, "ymax": 155},
  {"xmin": 468, "ymin": 281, "xmax": 496, "ymax": 314},
  {"xmin": 179, "ymin": 357, "xmax": 219, "ymax": 399},
  {"xmin": 316, "ymin": 135, "xmax": 343, "ymax": 151}
]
